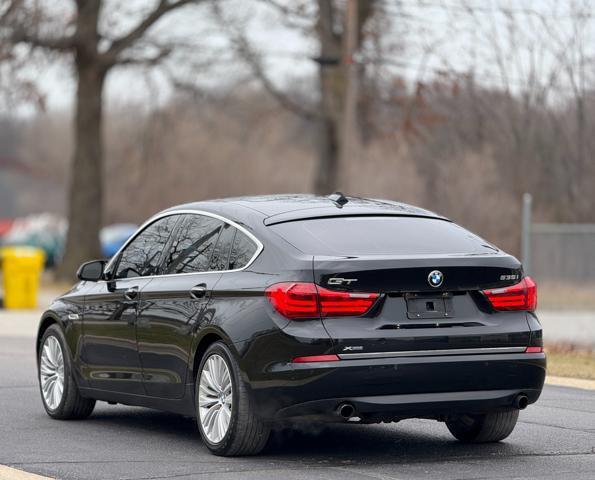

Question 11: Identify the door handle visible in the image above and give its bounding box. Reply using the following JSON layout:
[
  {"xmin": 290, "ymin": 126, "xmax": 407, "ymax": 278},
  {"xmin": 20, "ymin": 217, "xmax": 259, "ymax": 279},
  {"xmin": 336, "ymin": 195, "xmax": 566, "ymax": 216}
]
[
  {"xmin": 190, "ymin": 284, "xmax": 207, "ymax": 299},
  {"xmin": 124, "ymin": 286, "xmax": 139, "ymax": 300},
  {"xmin": 125, "ymin": 302, "xmax": 138, "ymax": 325}
]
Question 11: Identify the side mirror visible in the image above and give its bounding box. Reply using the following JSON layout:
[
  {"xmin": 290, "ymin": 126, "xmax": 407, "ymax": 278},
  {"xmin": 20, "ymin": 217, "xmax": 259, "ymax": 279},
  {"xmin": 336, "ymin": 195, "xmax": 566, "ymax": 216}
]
[{"xmin": 76, "ymin": 260, "xmax": 106, "ymax": 282}]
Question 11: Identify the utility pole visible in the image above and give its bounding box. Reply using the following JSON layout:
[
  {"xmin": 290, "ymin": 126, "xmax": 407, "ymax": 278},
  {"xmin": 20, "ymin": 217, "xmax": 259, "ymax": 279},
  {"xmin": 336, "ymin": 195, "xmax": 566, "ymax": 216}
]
[
  {"xmin": 339, "ymin": 0, "xmax": 360, "ymax": 186},
  {"xmin": 521, "ymin": 193, "xmax": 533, "ymax": 275}
]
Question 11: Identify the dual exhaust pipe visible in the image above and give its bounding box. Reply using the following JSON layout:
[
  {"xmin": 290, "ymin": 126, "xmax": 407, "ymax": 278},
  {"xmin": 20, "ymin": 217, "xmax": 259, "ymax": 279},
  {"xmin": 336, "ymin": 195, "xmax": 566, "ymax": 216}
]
[
  {"xmin": 513, "ymin": 394, "xmax": 529, "ymax": 410},
  {"xmin": 335, "ymin": 394, "xmax": 528, "ymax": 420},
  {"xmin": 335, "ymin": 402, "xmax": 356, "ymax": 419}
]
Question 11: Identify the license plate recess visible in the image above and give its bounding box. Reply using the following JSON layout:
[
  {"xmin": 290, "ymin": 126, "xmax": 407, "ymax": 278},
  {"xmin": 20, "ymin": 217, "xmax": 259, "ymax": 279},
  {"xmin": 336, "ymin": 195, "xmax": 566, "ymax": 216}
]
[{"xmin": 405, "ymin": 292, "xmax": 454, "ymax": 319}]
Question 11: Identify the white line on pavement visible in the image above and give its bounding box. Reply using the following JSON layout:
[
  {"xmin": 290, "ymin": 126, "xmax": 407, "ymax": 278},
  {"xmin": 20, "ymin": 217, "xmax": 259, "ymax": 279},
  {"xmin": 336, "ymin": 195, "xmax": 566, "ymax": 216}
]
[{"xmin": 0, "ymin": 465, "xmax": 53, "ymax": 480}]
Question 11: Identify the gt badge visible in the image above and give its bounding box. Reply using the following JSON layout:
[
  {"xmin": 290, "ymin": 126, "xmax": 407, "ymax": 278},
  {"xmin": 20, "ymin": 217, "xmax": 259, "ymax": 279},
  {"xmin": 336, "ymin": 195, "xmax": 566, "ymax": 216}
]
[{"xmin": 328, "ymin": 277, "xmax": 358, "ymax": 286}]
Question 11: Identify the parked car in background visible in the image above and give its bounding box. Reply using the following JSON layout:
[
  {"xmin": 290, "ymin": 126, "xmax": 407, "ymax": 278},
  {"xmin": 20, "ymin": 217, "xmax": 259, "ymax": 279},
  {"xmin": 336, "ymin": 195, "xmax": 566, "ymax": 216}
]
[
  {"xmin": 35, "ymin": 195, "xmax": 546, "ymax": 456},
  {"xmin": 0, "ymin": 216, "xmax": 138, "ymax": 268},
  {"xmin": 100, "ymin": 223, "xmax": 138, "ymax": 258},
  {"xmin": 1, "ymin": 214, "xmax": 66, "ymax": 267}
]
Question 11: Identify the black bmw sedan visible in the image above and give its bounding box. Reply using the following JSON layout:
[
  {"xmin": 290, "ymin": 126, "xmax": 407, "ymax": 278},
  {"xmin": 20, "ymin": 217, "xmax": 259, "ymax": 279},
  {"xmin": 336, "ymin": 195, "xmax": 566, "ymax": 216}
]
[{"xmin": 36, "ymin": 194, "xmax": 545, "ymax": 456}]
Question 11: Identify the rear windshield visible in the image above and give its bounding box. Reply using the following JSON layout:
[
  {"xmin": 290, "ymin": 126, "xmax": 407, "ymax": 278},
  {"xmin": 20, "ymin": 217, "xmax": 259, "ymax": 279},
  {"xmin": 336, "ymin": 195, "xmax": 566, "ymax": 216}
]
[{"xmin": 269, "ymin": 216, "xmax": 497, "ymax": 256}]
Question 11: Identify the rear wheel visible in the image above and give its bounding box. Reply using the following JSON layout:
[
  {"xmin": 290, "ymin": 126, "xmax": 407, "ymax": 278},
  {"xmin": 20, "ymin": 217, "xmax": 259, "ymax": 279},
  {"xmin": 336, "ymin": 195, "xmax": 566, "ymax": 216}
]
[
  {"xmin": 196, "ymin": 342, "xmax": 270, "ymax": 456},
  {"xmin": 38, "ymin": 324, "xmax": 95, "ymax": 419},
  {"xmin": 446, "ymin": 410, "xmax": 519, "ymax": 443}
]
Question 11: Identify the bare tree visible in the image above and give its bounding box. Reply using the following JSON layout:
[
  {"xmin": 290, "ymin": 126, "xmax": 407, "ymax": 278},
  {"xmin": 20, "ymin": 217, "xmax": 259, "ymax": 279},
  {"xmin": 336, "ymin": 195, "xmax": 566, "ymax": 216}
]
[
  {"xmin": 3, "ymin": 0, "xmax": 208, "ymax": 279},
  {"xmin": 0, "ymin": 1, "xmax": 46, "ymax": 109},
  {"xmin": 214, "ymin": 0, "xmax": 377, "ymax": 194}
]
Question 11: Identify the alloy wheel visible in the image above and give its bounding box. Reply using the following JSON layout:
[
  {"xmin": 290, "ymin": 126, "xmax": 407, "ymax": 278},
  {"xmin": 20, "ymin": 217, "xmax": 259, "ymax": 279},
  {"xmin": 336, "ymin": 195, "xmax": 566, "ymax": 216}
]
[
  {"xmin": 198, "ymin": 354, "xmax": 233, "ymax": 444},
  {"xmin": 40, "ymin": 336, "xmax": 65, "ymax": 410}
]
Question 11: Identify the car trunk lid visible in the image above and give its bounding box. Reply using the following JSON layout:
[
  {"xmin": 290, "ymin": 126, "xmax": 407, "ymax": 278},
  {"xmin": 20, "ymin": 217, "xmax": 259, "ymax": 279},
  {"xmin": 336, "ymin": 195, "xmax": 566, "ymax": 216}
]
[{"xmin": 314, "ymin": 254, "xmax": 531, "ymax": 356}]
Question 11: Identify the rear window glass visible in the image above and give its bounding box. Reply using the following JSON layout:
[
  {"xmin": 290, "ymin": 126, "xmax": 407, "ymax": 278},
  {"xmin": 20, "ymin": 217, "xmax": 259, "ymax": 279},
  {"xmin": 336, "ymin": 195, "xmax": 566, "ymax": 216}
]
[
  {"xmin": 269, "ymin": 216, "xmax": 497, "ymax": 256},
  {"xmin": 162, "ymin": 215, "xmax": 223, "ymax": 274},
  {"xmin": 209, "ymin": 223, "xmax": 236, "ymax": 271},
  {"xmin": 229, "ymin": 230, "xmax": 258, "ymax": 270}
]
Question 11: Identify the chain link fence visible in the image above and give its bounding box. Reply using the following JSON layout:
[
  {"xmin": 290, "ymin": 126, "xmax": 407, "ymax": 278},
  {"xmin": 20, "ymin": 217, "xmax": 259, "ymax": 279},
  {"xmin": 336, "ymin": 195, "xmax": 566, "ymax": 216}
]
[
  {"xmin": 530, "ymin": 223, "xmax": 595, "ymax": 283},
  {"xmin": 521, "ymin": 194, "xmax": 595, "ymax": 312}
]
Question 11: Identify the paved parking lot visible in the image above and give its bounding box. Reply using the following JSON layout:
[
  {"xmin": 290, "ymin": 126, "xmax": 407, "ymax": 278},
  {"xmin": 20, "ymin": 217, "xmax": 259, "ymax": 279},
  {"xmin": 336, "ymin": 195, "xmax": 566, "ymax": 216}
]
[{"xmin": 0, "ymin": 322, "xmax": 594, "ymax": 479}]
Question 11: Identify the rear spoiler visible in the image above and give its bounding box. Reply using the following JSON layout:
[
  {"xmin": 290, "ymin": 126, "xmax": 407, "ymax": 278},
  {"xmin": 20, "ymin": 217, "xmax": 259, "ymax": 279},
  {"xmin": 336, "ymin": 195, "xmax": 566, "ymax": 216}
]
[{"xmin": 264, "ymin": 209, "xmax": 450, "ymax": 226}]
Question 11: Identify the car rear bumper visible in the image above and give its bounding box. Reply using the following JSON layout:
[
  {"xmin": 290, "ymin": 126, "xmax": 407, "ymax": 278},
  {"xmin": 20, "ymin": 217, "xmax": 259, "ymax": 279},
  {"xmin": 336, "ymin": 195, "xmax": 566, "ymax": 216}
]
[
  {"xmin": 275, "ymin": 388, "xmax": 542, "ymax": 421},
  {"xmin": 250, "ymin": 352, "xmax": 546, "ymax": 420}
]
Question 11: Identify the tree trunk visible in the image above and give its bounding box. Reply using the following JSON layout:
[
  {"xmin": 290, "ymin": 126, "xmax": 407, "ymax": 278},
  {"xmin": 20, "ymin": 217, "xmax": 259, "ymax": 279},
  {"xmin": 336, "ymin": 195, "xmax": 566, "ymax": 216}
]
[
  {"xmin": 56, "ymin": 62, "xmax": 105, "ymax": 280},
  {"xmin": 338, "ymin": 0, "xmax": 360, "ymax": 188},
  {"xmin": 314, "ymin": 0, "xmax": 344, "ymax": 194},
  {"xmin": 313, "ymin": 0, "xmax": 375, "ymax": 195},
  {"xmin": 55, "ymin": 0, "xmax": 105, "ymax": 280}
]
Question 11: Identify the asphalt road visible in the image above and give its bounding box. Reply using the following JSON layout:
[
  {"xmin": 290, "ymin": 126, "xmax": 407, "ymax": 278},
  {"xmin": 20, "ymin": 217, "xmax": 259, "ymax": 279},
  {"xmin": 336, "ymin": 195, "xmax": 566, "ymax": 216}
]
[{"xmin": 0, "ymin": 337, "xmax": 594, "ymax": 480}]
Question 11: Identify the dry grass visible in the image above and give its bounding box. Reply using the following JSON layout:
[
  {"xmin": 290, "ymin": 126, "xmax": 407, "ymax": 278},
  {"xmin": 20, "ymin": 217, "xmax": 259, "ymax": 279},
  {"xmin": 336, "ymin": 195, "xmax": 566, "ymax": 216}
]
[{"xmin": 545, "ymin": 343, "xmax": 595, "ymax": 380}]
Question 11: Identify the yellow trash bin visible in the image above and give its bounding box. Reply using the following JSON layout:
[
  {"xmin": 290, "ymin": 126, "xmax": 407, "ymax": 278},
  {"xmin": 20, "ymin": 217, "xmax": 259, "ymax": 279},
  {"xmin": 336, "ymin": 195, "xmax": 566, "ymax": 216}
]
[{"xmin": 0, "ymin": 246, "xmax": 46, "ymax": 309}]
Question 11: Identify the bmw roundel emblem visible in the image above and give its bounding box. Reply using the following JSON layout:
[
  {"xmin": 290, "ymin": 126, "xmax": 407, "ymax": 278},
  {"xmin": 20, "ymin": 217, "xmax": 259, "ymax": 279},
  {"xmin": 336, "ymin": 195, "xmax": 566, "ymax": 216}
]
[{"xmin": 428, "ymin": 270, "xmax": 444, "ymax": 288}]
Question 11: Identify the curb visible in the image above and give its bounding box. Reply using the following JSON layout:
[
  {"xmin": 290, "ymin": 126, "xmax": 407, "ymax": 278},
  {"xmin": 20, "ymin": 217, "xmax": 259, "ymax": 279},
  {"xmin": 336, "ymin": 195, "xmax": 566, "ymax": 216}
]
[{"xmin": 546, "ymin": 375, "xmax": 595, "ymax": 391}]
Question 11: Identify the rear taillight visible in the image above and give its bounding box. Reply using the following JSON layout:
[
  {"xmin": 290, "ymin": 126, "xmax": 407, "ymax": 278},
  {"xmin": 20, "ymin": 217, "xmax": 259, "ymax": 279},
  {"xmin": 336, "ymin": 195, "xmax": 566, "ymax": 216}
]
[
  {"xmin": 265, "ymin": 282, "xmax": 319, "ymax": 318},
  {"xmin": 482, "ymin": 276, "xmax": 537, "ymax": 312},
  {"xmin": 318, "ymin": 287, "xmax": 380, "ymax": 316},
  {"xmin": 265, "ymin": 282, "xmax": 379, "ymax": 319}
]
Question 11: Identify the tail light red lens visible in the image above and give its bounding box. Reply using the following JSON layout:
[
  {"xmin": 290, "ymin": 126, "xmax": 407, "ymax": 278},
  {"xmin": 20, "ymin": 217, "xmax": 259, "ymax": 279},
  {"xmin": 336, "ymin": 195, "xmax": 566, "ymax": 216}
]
[
  {"xmin": 525, "ymin": 346, "xmax": 543, "ymax": 353},
  {"xmin": 265, "ymin": 282, "xmax": 379, "ymax": 319},
  {"xmin": 265, "ymin": 282, "xmax": 319, "ymax": 318},
  {"xmin": 318, "ymin": 288, "xmax": 380, "ymax": 316},
  {"xmin": 482, "ymin": 277, "xmax": 537, "ymax": 312}
]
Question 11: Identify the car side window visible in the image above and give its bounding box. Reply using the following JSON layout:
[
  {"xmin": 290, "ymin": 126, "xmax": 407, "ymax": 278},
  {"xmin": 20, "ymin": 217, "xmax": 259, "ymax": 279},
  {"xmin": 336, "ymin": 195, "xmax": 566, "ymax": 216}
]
[
  {"xmin": 209, "ymin": 223, "xmax": 236, "ymax": 271},
  {"xmin": 228, "ymin": 229, "xmax": 257, "ymax": 270},
  {"xmin": 114, "ymin": 215, "xmax": 179, "ymax": 279},
  {"xmin": 162, "ymin": 215, "xmax": 223, "ymax": 274}
]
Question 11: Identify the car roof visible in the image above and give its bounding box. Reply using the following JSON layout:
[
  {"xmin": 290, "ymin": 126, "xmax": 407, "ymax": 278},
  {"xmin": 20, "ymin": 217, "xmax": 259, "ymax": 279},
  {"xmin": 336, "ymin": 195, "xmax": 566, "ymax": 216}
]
[{"xmin": 164, "ymin": 194, "xmax": 447, "ymax": 227}]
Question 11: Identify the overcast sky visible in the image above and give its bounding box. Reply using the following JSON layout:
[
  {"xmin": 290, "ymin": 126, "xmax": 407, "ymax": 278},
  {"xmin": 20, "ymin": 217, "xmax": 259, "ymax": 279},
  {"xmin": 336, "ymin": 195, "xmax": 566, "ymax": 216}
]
[{"xmin": 6, "ymin": 0, "xmax": 594, "ymax": 115}]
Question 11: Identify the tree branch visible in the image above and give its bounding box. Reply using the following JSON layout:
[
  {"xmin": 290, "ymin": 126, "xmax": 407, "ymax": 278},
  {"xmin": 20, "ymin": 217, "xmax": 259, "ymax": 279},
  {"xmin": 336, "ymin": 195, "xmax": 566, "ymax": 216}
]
[
  {"xmin": 10, "ymin": 27, "xmax": 75, "ymax": 51},
  {"xmin": 103, "ymin": 0, "xmax": 202, "ymax": 66},
  {"xmin": 116, "ymin": 45, "xmax": 173, "ymax": 66},
  {"xmin": 0, "ymin": 0, "xmax": 23, "ymax": 24},
  {"xmin": 254, "ymin": 0, "xmax": 315, "ymax": 33},
  {"xmin": 256, "ymin": 0, "xmax": 310, "ymax": 17},
  {"xmin": 213, "ymin": 4, "xmax": 319, "ymax": 120},
  {"xmin": 3, "ymin": 0, "xmax": 74, "ymax": 50}
]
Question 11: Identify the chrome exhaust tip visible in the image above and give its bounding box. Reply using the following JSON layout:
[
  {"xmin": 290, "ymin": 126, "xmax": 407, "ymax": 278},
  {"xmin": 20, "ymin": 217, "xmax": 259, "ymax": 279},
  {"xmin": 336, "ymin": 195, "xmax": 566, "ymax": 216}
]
[
  {"xmin": 514, "ymin": 394, "xmax": 529, "ymax": 410},
  {"xmin": 336, "ymin": 402, "xmax": 356, "ymax": 419}
]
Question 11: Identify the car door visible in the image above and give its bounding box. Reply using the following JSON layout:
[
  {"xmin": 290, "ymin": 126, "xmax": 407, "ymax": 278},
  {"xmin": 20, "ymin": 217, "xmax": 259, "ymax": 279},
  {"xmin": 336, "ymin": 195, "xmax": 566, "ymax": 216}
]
[
  {"xmin": 81, "ymin": 215, "xmax": 180, "ymax": 395},
  {"xmin": 136, "ymin": 213, "xmax": 235, "ymax": 399}
]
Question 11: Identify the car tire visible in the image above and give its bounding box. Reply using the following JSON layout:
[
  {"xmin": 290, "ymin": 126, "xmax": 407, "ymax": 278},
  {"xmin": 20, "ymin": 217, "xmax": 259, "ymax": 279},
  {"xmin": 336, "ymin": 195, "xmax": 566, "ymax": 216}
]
[
  {"xmin": 196, "ymin": 341, "xmax": 270, "ymax": 456},
  {"xmin": 446, "ymin": 409, "xmax": 519, "ymax": 443},
  {"xmin": 38, "ymin": 324, "xmax": 96, "ymax": 419}
]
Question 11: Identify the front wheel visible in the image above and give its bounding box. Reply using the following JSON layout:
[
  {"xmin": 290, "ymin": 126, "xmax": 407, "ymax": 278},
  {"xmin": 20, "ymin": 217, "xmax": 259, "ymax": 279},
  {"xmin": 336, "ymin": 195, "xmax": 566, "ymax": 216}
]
[
  {"xmin": 196, "ymin": 342, "xmax": 270, "ymax": 456},
  {"xmin": 38, "ymin": 324, "xmax": 95, "ymax": 419},
  {"xmin": 446, "ymin": 409, "xmax": 519, "ymax": 443}
]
